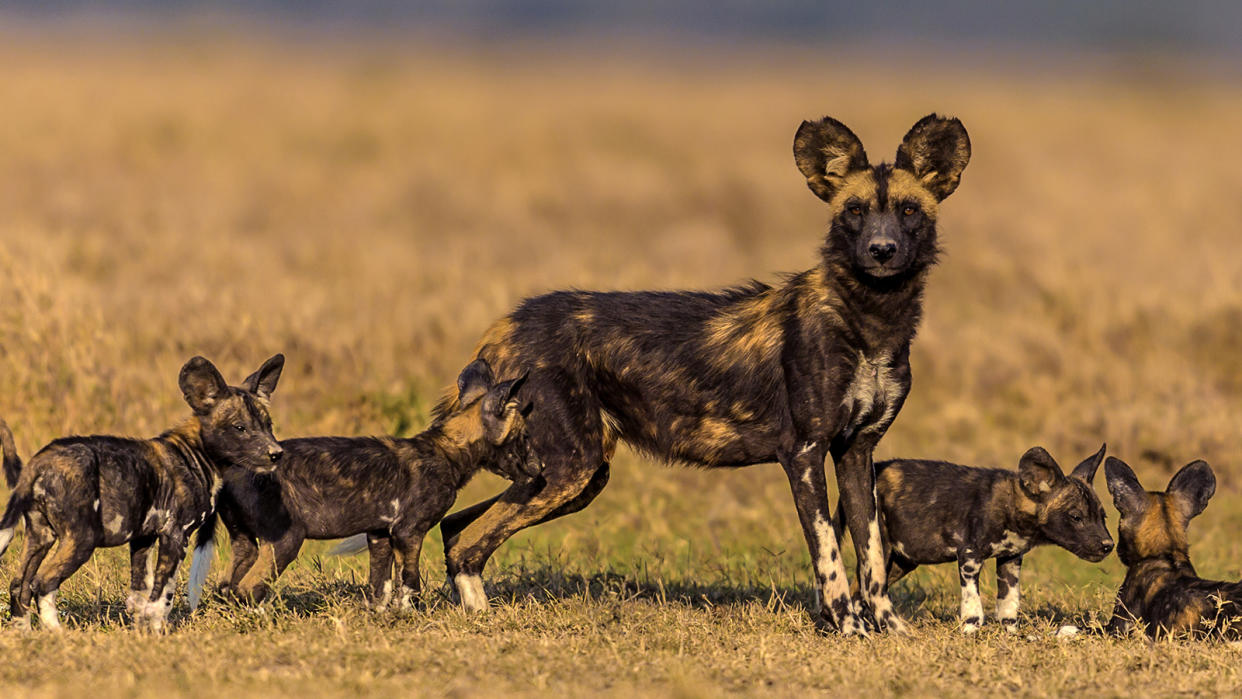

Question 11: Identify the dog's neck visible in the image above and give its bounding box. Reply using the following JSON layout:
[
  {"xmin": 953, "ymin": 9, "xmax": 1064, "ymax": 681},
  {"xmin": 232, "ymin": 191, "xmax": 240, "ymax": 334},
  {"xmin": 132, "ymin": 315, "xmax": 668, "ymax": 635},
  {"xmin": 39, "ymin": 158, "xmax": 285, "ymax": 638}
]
[{"xmin": 815, "ymin": 257, "xmax": 930, "ymax": 354}]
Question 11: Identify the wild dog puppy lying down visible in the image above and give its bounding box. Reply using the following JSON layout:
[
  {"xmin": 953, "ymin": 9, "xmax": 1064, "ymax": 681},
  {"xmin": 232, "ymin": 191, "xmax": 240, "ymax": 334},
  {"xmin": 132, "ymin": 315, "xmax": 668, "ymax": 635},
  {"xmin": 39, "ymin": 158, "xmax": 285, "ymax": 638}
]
[
  {"xmin": 1104, "ymin": 457, "xmax": 1242, "ymax": 639},
  {"xmin": 840, "ymin": 445, "xmax": 1114, "ymax": 633},
  {"xmin": 192, "ymin": 358, "xmax": 539, "ymax": 610},
  {"xmin": 0, "ymin": 354, "xmax": 285, "ymax": 631}
]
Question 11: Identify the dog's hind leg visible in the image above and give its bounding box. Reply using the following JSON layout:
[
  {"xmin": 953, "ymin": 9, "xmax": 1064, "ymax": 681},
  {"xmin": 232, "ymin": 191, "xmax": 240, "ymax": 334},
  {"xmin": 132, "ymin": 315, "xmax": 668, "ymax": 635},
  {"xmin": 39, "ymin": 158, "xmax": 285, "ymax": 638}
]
[
  {"xmin": 366, "ymin": 532, "xmax": 394, "ymax": 610},
  {"xmin": 444, "ymin": 373, "xmax": 607, "ymax": 612},
  {"xmin": 125, "ymin": 535, "xmax": 156, "ymax": 617},
  {"xmin": 29, "ymin": 533, "xmax": 95, "ymax": 631},
  {"xmin": 9, "ymin": 522, "xmax": 53, "ymax": 630}
]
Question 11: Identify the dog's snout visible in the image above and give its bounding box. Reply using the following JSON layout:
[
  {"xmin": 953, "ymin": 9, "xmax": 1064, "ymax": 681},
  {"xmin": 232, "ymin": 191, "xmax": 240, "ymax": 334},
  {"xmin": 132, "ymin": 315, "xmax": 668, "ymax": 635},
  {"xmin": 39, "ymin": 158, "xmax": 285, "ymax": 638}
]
[
  {"xmin": 268, "ymin": 447, "xmax": 283, "ymax": 463},
  {"xmin": 869, "ymin": 240, "xmax": 897, "ymax": 263},
  {"xmin": 1101, "ymin": 539, "xmax": 1114, "ymax": 554}
]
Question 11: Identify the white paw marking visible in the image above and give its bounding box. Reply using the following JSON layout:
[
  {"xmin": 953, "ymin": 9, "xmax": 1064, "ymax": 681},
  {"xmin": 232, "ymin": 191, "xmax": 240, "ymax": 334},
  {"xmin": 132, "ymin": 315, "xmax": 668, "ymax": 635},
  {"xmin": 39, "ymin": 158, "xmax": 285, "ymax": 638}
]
[
  {"xmin": 454, "ymin": 574, "xmax": 488, "ymax": 612},
  {"xmin": 38, "ymin": 591, "xmax": 61, "ymax": 630}
]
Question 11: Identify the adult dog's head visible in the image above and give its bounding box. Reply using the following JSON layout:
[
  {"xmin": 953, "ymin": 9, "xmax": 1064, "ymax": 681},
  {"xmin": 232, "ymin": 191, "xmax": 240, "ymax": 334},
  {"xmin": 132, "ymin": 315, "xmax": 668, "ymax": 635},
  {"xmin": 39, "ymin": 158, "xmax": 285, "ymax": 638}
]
[{"xmin": 794, "ymin": 114, "xmax": 970, "ymax": 284}]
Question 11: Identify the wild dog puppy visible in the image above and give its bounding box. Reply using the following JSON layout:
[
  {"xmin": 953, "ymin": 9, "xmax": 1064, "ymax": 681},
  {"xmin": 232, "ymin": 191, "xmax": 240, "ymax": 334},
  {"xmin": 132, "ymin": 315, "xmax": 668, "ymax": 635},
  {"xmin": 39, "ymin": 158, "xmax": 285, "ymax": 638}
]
[
  {"xmin": 845, "ymin": 445, "xmax": 1113, "ymax": 633},
  {"xmin": 1104, "ymin": 457, "xmax": 1242, "ymax": 638},
  {"xmin": 193, "ymin": 359, "xmax": 539, "ymax": 610},
  {"xmin": 436, "ymin": 114, "xmax": 971, "ymax": 635},
  {"xmin": 0, "ymin": 354, "xmax": 285, "ymax": 631}
]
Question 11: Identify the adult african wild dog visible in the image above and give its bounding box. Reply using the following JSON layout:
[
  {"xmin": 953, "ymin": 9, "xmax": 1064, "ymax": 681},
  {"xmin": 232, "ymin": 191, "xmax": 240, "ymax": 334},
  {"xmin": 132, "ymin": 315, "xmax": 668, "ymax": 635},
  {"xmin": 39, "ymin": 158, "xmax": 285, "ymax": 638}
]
[
  {"xmin": 0, "ymin": 354, "xmax": 285, "ymax": 631},
  {"xmin": 436, "ymin": 114, "xmax": 971, "ymax": 635},
  {"xmin": 846, "ymin": 445, "xmax": 1113, "ymax": 633},
  {"xmin": 190, "ymin": 359, "xmax": 539, "ymax": 610},
  {"xmin": 1104, "ymin": 456, "xmax": 1242, "ymax": 638}
]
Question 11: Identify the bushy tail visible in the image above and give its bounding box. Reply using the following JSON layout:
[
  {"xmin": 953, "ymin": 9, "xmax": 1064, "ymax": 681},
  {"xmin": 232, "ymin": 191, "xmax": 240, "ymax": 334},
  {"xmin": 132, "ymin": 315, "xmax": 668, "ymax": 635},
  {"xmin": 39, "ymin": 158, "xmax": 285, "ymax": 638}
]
[
  {"xmin": 187, "ymin": 511, "xmax": 217, "ymax": 611},
  {"xmin": 329, "ymin": 533, "xmax": 369, "ymax": 556},
  {"xmin": 0, "ymin": 419, "xmax": 21, "ymax": 489}
]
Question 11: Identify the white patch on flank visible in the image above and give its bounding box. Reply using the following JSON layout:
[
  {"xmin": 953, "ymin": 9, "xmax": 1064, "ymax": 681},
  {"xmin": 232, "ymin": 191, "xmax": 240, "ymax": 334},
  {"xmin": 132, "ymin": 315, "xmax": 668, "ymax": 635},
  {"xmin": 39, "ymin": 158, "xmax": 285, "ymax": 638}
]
[
  {"xmin": 454, "ymin": 573, "xmax": 488, "ymax": 612},
  {"xmin": 38, "ymin": 590, "xmax": 61, "ymax": 630},
  {"xmin": 106, "ymin": 514, "xmax": 126, "ymax": 536},
  {"xmin": 0, "ymin": 527, "xmax": 15, "ymax": 556}
]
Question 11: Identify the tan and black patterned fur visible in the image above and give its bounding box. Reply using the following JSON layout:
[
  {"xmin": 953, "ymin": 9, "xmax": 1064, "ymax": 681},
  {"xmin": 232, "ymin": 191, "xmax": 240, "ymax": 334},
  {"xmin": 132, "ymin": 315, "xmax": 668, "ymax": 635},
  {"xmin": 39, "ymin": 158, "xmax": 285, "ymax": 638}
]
[
  {"xmin": 0, "ymin": 354, "xmax": 285, "ymax": 631},
  {"xmin": 437, "ymin": 114, "xmax": 971, "ymax": 635},
  {"xmin": 847, "ymin": 445, "xmax": 1113, "ymax": 633},
  {"xmin": 197, "ymin": 359, "xmax": 539, "ymax": 610},
  {"xmin": 1105, "ymin": 457, "xmax": 1242, "ymax": 639}
]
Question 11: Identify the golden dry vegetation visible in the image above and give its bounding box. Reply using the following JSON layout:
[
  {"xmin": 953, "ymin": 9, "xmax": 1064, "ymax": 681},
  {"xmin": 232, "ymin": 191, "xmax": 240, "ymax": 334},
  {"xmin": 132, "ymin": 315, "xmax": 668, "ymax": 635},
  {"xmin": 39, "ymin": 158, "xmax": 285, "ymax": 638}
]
[{"xmin": 1, "ymin": 32, "xmax": 1242, "ymax": 697}]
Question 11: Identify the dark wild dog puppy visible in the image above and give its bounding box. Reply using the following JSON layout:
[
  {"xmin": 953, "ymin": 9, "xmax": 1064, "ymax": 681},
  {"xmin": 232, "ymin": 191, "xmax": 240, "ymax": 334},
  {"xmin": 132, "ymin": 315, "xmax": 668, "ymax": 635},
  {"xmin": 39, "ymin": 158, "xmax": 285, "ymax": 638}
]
[
  {"xmin": 194, "ymin": 359, "xmax": 539, "ymax": 610},
  {"xmin": 436, "ymin": 114, "xmax": 971, "ymax": 635},
  {"xmin": 845, "ymin": 445, "xmax": 1113, "ymax": 633},
  {"xmin": 1104, "ymin": 457, "xmax": 1242, "ymax": 638},
  {"xmin": 0, "ymin": 354, "xmax": 285, "ymax": 631}
]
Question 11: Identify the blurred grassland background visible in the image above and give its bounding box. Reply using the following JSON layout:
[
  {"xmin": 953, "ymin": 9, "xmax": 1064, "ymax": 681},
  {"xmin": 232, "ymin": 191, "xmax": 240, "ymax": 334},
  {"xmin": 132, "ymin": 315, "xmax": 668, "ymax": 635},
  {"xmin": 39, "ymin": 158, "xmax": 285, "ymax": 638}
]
[{"xmin": 2, "ymin": 5, "xmax": 1242, "ymax": 696}]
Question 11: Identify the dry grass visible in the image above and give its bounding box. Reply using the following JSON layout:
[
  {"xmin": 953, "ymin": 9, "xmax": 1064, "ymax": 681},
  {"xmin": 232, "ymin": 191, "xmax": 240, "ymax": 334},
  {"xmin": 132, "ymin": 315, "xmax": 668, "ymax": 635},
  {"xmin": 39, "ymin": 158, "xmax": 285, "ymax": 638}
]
[{"xmin": 1, "ymin": 32, "xmax": 1242, "ymax": 696}]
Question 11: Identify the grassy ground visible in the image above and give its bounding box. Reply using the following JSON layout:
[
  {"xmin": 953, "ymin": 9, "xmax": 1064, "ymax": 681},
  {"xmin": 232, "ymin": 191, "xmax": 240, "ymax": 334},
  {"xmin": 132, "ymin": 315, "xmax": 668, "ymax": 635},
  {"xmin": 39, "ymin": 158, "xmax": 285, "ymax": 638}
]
[{"xmin": 2, "ymin": 32, "xmax": 1242, "ymax": 696}]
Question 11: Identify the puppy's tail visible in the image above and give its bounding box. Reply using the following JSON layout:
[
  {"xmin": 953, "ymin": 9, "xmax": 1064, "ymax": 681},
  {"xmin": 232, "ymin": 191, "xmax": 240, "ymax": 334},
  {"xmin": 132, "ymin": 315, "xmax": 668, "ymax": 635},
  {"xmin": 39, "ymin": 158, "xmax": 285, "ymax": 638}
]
[
  {"xmin": 0, "ymin": 419, "xmax": 21, "ymax": 489},
  {"xmin": 329, "ymin": 533, "xmax": 369, "ymax": 556},
  {"xmin": 187, "ymin": 511, "xmax": 217, "ymax": 611}
]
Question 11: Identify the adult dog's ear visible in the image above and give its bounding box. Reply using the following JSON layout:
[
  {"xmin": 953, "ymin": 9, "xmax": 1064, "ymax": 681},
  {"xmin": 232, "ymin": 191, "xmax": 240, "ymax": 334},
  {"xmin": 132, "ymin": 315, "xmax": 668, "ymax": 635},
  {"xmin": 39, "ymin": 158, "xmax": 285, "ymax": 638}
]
[
  {"xmin": 241, "ymin": 353, "xmax": 285, "ymax": 400},
  {"xmin": 1104, "ymin": 457, "xmax": 1148, "ymax": 517},
  {"xmin": 1167, "ymin": 460, "xmax": 1216, "ymax": 521},
  {"xmin": 894, "ymin": 114, "xmax": 971, "ymax": 201},
  {"xmin": 1070, "ymin": 443, "xmax": 1107, "ymax": 484},
  {"xmin": 1018, "ymin": 446, "xmax": 1064, "ymax": 499},
  {"xmin": 180, "ymin": 356, "xmax": 230, "ymax": 415},
  {"xmin": 793, "ymin": 116, "xmax": 869, "ymax": 203}
]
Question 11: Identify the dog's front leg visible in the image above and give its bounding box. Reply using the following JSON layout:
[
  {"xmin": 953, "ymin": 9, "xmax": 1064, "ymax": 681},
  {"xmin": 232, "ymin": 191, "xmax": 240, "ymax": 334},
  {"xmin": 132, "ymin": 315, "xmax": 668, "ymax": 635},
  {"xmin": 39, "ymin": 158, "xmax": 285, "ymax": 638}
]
[
  {"xmin": 143, "ymin": 533, "xmax": 186, "ymax": 633},
  {"xmin": 835, "ymin": 443, "xmax": 909, "ymax": 634},
  {"xmin": 996, "ymin": 555, "xmax": 1022, "ymax": 632},
  {"xmin": 957, "ymin": 551, "xmax": 985, "ymax": 633}
]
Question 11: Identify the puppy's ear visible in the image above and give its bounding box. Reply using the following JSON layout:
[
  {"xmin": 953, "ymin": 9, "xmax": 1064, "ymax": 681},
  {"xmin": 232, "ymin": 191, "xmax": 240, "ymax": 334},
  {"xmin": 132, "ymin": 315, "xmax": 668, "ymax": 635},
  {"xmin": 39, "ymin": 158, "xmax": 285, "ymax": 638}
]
[
  {"xmin": 894, "ymin": 114, "xmax": 971, "ymax": 201},
  {"xmin": 1105, "ymin": 457, "xmax": 1148, "ymax": 517},
  {"xmin": 1069, "ymin": 443, "xmax": 1107, "ymax": 484},
  {"xmin": 241, "ymin": 353, "xmax": 285, "ymax": 399},
  {"xmin": 793, "ymin": 116, "xmax": 869, "ymax": 203},
  {"xmin": 456, "ymin": 359, "xmax": 494, "ymax": 407},
  {"xmin": 1018, "ymin": 446, "xmax": 1064, "ymax": 499},
  {"xmin": 180, "ymin": 356, "xmax": 230, "ymax": 415},
  {"xmin": 1166, "ymin": 460, "xmax": 1215, "ymax": 521}
]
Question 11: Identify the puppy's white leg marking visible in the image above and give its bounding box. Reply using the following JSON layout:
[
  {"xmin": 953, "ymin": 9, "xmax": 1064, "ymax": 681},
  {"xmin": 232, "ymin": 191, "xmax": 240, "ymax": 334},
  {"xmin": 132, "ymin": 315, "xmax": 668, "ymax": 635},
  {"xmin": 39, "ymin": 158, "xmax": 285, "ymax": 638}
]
[
  {"xmin": 958, "ymin": 557, "xmax": 984, "ymax": 634},
  {"xmin": 454, "ymin": 573, "xmax": 488, "ymax": 612},
  {"xmin": 996, "ymin": 558, "xmax": 1022, "ymax": 631},
  {"xmin": 38, "ymin": 590, "xmax": 61, "ymax": 631}
]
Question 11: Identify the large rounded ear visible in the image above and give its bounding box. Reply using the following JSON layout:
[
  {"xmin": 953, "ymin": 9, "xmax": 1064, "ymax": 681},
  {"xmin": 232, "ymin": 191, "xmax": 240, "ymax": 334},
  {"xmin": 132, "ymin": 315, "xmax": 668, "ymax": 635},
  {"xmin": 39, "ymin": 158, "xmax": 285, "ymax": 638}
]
[
  {"xmin": 456, "ymin": 358, "xmax": 494, "ymax": 407},
  {"xmin": 793, "ymin": 116, "xmax": 869, "ymax": 203},
  {"xmin": 1018, "ymin": 446, "xmax": 1064, "ymax": 498},
  {"xmin": 1069, "ymin": 443, "xmax": 1107, "ymax": 484},
  {"xmin": 1104, "ymin": 457, "xmax": 1148, "ymax": 517},
  {"xmin": 482, "ymin": 371, "xmax": 528, "ymax": 418},
  {"xmin": 180, "ymin": 356, "xmax": 230, "ymax": 415},
  {"xmin": 241, "ymin": 353, "xmax": 285, "ymax": 399},
  {"xmin": 1167, "ymin": 460, "xmax": 1216, "ymax": 520},
  {"xmin": 894, "ymin": 114, "xmax": 971, "ymax": 201}
]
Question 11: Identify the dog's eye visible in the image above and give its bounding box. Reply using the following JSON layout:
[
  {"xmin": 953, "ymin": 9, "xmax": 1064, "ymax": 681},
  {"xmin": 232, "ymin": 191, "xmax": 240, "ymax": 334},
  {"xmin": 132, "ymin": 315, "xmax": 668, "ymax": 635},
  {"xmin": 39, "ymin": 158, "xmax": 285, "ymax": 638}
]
[
  {"xmin": 233, "ymin": 424, "xmax": 246, "ymax": 433},
  {"xmin": 1069, "ymin": 512, "xmax": 1083, "ymax": 524},
  {"xmin": 902, "ymin": 205, "xmax": 918, "ymax": 217},
  {"xmin": 847, "ymin": 204, "xmax": 863, "ymax": 216}
]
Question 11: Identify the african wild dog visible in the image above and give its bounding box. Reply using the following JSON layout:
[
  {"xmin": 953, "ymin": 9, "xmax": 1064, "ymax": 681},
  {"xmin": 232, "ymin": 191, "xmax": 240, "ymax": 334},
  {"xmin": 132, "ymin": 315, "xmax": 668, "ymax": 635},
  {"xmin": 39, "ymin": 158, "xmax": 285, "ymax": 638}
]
[
  {"xmin": 435, "ymin": 114, "xmax": 971, "ymax": 635},
  {"xmin": 1104, "ymin": 456, "xmax": 1242, "ymax": 638},
  {"xmin": 188, "ymin": 359, "xmax": 539, "ymax": 610},
  {"xmin": 841, "ymin": 445, "xmax": 1113, "ymax": 633},
  {"xmin": 0, "ymin": 354, "xmax": 285, "ymax": 631}
]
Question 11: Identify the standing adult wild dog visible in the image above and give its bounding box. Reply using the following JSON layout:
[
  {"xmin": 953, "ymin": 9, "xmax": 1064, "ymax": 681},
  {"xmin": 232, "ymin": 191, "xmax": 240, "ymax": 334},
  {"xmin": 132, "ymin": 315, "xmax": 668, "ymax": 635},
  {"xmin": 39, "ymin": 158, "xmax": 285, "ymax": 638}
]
[{"xmin": 438, "ymin": 114, "xmax": 971, "ymax": 635}]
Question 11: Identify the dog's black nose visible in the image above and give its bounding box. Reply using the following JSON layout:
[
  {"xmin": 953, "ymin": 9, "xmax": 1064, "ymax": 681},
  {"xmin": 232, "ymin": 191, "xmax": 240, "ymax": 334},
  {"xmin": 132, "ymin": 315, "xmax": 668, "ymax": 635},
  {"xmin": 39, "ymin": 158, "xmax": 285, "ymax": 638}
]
[
  {"xmin": 268, "ymin": 449, "xmax": 283, "ymax": 463},
  {"xmin": 869, "ymin": 240, "xmax": 897, "ymax": 263},
  {"xmin": 1101, "ymin": 539, "xmax": 1114, "ymax": 554}
]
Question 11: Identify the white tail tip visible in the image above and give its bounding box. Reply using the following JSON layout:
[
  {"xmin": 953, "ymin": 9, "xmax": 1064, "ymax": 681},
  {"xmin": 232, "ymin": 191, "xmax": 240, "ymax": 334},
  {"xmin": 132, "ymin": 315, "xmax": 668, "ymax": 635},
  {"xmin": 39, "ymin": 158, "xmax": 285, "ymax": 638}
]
[
  {"xmin": 187, "ymin": 539, "xmax": 214, "ymax": 611},
  {"xmin": 328, "ymin": 534, "xmax": 369, "ymax": 556}
]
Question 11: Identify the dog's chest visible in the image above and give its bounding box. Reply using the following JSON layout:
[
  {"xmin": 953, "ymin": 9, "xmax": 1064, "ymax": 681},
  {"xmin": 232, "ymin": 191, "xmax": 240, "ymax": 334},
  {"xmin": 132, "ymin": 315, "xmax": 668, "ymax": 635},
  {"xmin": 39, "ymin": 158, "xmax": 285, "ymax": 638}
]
[{"xmin": 841, "ymin": 352, "xmax": 899, "ymax": 433}]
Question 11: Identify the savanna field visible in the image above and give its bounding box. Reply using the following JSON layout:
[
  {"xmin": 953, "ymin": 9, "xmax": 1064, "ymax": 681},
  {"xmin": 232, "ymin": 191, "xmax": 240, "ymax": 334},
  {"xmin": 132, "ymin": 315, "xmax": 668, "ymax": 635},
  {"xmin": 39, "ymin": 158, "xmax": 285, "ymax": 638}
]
[{"xmin": 2, "ymin": 32, "xmax": 1242, "ymax": 696}]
